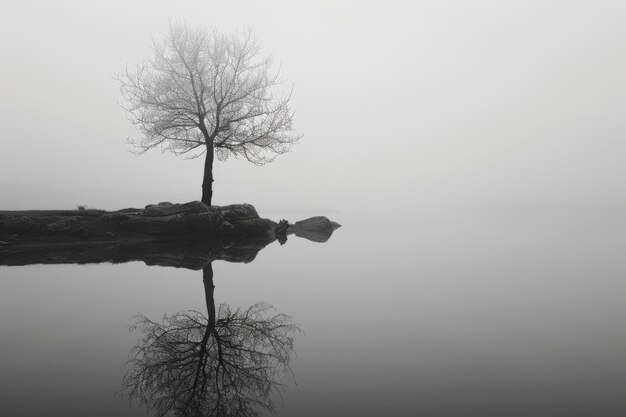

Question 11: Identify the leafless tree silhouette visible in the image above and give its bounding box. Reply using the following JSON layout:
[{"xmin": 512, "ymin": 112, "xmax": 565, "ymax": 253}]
[
  {"xmin": 122, "ymin": 264, "xmax": 300, "ymax": 416},
  {"xmin": 117, "ymin": 24, "xmax": 301, "ymax": 205}
]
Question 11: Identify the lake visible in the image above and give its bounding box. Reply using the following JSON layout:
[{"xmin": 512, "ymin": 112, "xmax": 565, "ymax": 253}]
[{"xmin": 1, "ymin": 207, "xmax": 626, "ymax": 416}]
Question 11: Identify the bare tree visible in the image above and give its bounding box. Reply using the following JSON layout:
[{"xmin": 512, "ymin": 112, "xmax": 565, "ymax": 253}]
[
  {"xmin": 122, "ymin": 264, "xmax": 301, "ymax": 416},
  {"xmin": 117, "ymin": 24, "xmax": 301, "ymax": 205}
]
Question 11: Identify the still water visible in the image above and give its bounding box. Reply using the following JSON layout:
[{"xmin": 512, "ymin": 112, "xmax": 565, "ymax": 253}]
[{"xmin": 1, "ymin": 208, "xmax": 626, "ymax": 416}]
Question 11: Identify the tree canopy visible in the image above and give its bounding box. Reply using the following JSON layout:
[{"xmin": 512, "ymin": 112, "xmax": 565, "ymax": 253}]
[{"xmin": 118, "ymin": 24, "xmax": 301, "ymax": 204}]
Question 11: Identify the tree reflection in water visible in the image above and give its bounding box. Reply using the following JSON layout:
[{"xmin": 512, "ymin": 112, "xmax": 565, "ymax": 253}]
[
  {"xmin": 122, "ymin": 263, "xmax": 301, "ymax": 417},
  {"xmin": 0, "ymin": 214, "xmax": 339, "ymax": 415}
]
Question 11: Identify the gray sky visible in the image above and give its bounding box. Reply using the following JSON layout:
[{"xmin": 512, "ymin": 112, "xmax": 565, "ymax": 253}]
[{"xmin": 1, "ymin": 0, "xmax": 625, "ymax": 213}]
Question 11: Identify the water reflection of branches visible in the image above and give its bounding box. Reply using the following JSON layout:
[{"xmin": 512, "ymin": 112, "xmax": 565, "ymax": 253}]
[{"xmin": 122, "ymin": 265, "xmax": 301, "ymax": 416}]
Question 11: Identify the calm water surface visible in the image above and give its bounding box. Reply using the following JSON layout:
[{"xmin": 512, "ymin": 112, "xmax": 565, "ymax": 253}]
[{"xmin": 1, "ymin": 208, "xmax": 626, "ymax": 416}]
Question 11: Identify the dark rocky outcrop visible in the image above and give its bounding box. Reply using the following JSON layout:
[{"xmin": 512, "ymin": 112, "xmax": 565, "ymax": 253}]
[
  {"xmin": 0, "ymin": 202, "xmax": 341, "ymax": 269},
  {"xmin": 0, "ymin": 202, "xmax": 277, "ymax": 243}
]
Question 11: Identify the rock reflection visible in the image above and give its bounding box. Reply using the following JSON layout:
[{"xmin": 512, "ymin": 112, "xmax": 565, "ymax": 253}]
[{"xmin": 122, "ymin": 263, "xmax": 301, "ymax": 417}]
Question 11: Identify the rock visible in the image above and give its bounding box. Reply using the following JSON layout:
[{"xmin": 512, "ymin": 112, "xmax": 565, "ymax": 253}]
[
  {"xmin": 0, "ymin": 216, "xmax": 40, "ymax": 233},
  {"xmin": 230, "ymin": 218, "xmax": 278, "ymax": 236},
  {"xmin": 187, "ymin": 211, "xmax": 226, "ymax": 234},
  {"xmin": 288, "ymin": 216, "xmax": 341, "ymax": 243},
  {"xmin": 144, "ymin": 201, "xmax": 173, "ymax": 209},
  {"xmin": 115, "ymin": 208, "xmax": 142, "ymax": 214},
  {"xmin": 219, "ymin": 221, "xmax": 236, "ymax": 233},
  {"xmin": 144, "ymin": 201, "xmax": 209, "ymax": 217},
  {"xmin": 96, "ymin": 202, "xmax": 276, "ymax": 238},
  {"xmin": 218, "ymin": 204, "xmax": 259, "ymax": 220},
  {"xmin": 47, "ymin": 218, "xmax": 94, "ymax": 237}
]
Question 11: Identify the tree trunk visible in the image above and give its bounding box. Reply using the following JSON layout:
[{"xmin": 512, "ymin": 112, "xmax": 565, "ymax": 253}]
[
  {"xmin": 202, "ymin": 263, "xmax": 216, "ymax": 330},
  {"xmin": 201, "ymin": 145, "xmax": 214, "ymax": 206}
]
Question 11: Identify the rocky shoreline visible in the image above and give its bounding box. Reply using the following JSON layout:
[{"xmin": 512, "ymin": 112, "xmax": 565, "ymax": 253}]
[
  {"xmin": 0, "ymin": 202, "xmax": 277, "ymax": 243},
  {"xmin": 0, "ymin": 201, "xmax": 341, "ymax": 268}
]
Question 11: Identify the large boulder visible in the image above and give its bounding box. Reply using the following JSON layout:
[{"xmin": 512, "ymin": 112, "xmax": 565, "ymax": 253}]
[{"xmin": 287, "ymin": 216, "xmax": 341, "ymax": 243}]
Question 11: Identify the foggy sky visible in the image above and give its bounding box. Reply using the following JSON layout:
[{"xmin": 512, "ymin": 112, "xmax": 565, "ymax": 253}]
[{"xmin": 1, "ymin": 0, "xmax": 626, "ymax": 213}]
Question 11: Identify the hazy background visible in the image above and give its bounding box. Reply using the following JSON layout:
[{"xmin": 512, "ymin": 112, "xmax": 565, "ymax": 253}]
[{"xmin": 1, "ymin": 0, "xmax": 626, "ymax": 215}]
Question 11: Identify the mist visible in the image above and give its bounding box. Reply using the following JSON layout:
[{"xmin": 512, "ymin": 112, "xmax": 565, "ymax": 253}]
[
  {"xmin": 2, "ymin": 3, "xmax": 626, "ymax": 415},
  {"xmin": 1, "ymin": 0, "xmax": 625, "ymax": 215}
]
